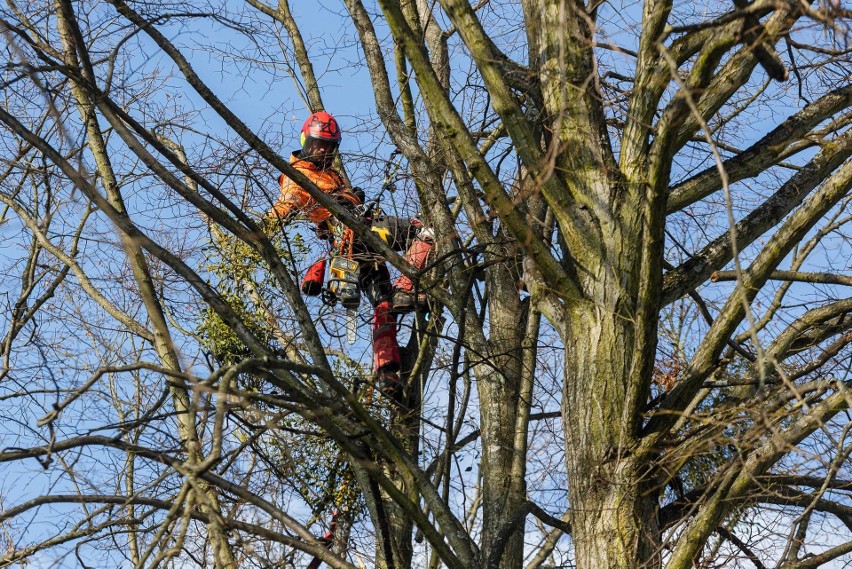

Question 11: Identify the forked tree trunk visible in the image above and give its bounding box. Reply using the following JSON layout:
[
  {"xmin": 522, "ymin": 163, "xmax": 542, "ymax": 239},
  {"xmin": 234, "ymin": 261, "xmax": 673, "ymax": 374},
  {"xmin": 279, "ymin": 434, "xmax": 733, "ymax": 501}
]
[{"xmin": 517, "ymin": 0, "xmax": 667, "ymax": 564}]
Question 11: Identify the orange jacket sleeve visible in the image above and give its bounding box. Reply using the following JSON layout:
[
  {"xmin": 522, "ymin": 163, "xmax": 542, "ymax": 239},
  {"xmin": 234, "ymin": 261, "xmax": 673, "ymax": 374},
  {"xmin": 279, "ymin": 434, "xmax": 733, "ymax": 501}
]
[
  {"xmin": 269, "ymin": 173, "xmax": 311, "ymax": 221},
  {"xmin": 268, "ymin": 156, "xmax": 354, "ymax": 226}
]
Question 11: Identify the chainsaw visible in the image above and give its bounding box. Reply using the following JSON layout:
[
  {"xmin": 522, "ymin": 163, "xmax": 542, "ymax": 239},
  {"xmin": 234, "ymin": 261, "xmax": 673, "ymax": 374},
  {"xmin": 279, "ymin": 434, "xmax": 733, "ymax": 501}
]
[
  {"xmin": 301, "ymin": 201, "xmax": 380, "ymax": 344},
  {"xmin": 326, "ymin": 237, "xmax": 360, "ymax": 344}
]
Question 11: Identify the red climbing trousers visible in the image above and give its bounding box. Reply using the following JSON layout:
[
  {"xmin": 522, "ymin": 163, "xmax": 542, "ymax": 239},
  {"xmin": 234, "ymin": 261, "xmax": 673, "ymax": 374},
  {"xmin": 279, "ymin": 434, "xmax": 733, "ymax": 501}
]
[
  {"xmin": 391, "ymin": 235, "xmax": 433, "ymax": 313},
  {"xmin": 372, "ymin": 300, "xmax": 401, "ymax": 373}
]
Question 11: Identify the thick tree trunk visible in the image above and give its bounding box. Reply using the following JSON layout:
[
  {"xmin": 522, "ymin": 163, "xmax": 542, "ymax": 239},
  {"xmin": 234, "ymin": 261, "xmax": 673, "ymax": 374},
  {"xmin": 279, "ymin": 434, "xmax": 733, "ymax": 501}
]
[
  {"xmin": 478, "ymin": 386, "xmax": 526, "ymax": 569},
  {"xmin": 381, "ymin": 411, "xmax": 420, "ymax": 569},
  {"xmin": 518, "ymin": 0, "xmax": 666, "ymax": 562},
  {"xmin": 563, "ymin": 301, "xmax": 661, "ymax": 569},
  {"xmin": 475, "ymin": 257, "xmax": 530, "ymax": 569}
]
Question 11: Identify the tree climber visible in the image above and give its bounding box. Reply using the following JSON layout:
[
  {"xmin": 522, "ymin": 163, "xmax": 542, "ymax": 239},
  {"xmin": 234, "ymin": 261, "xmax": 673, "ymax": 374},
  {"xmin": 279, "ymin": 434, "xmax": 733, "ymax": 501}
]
[{"xmin": 266, "ymin": 111, "xmax": 433, "ymax": 399}]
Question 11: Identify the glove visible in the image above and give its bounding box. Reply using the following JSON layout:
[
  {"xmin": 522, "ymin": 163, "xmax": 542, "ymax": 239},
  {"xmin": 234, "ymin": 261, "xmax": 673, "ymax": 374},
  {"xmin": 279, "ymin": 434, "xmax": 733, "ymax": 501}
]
[{"xmin": 331, "ymin": 187, "xmax": 365, "ymax": 210}]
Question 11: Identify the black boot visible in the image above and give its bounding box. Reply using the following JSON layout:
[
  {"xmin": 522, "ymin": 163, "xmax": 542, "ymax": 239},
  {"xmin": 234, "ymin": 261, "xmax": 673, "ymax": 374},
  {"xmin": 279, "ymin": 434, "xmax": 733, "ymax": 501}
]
[
  {"xmin": 376, "ymin": 368, "xmax": 403, "ymax": 402},
  {"xmin": 391, "ymin": 289, "xmax": 429, "ymax": 314}
]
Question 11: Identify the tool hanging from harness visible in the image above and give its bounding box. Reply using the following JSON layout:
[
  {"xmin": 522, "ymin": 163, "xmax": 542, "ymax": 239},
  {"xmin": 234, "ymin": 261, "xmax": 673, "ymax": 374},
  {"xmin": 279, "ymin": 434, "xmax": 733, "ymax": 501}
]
[
  {"xmin": 326, "ymin": 223, "xmax": 363, "ymax": 311},
  {"xmin": 326, "ymin": 221, "xmax": 362, "ymax": 344},
  {"xmin": 309, "ymin": 200, "xmax": 380, "ymax": 344}
]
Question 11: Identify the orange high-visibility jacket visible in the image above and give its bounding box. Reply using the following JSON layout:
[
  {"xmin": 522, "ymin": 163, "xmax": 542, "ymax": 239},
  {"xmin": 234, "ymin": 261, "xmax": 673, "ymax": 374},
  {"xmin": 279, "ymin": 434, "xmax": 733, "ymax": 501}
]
[{"xmin": 269, "ymin": 152, "xmax": 361, "ymax": 226}]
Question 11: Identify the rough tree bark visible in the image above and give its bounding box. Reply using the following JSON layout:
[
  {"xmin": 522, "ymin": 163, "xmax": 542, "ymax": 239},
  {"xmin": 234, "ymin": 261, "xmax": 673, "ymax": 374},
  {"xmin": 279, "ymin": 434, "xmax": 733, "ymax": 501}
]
[{"xmin": 2, "ymin": 0, "xmax": 850, "ymax": 567}]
